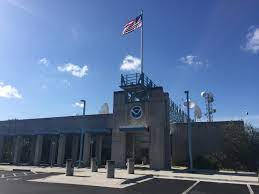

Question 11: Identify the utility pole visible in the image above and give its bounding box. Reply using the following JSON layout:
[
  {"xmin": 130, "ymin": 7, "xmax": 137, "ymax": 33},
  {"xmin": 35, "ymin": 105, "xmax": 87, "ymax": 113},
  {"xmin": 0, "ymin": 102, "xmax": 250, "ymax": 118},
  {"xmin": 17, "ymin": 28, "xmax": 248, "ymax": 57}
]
[
  {"xmin": 184, "ymin": 90, "xmax": 193, "ymax": 170},
  {"xmin": 78, "ymin": 100, "xmax": 86, "ymax": 168},
  {"xmin": 140, "ymin": 10, "xmax": 144, "ymax": 74}
]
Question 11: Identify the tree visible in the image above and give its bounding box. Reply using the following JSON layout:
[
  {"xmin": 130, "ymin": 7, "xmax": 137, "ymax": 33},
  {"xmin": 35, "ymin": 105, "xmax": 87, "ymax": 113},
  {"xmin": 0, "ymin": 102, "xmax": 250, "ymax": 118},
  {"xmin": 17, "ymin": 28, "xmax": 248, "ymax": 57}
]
[{"xmin": 223, "ymin": 122, "xmax": 256, "ymax": 171}]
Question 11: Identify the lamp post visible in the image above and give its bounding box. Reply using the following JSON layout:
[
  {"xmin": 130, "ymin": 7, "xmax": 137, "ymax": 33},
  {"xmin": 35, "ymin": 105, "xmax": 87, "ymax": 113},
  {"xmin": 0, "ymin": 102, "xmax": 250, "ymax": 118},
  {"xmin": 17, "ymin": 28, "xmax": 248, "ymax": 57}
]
[
  {"xmin": 80, "ymin": 100, "xmax": 86, "ymax": 115},
  {"xmin": 78, "ymin": 100, "xmax": 86, "ymax": 168},
  {"xmin": 184, "ymin": 90, "xmax": 193, "ymax": 170}
]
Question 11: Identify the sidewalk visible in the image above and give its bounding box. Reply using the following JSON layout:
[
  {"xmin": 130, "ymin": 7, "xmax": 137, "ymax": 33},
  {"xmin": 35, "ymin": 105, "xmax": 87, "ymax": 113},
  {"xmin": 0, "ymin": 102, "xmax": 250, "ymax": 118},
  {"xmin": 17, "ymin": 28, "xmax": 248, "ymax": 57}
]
[{"xmin": 0, "ymin": 165, "xmax": 258, "ymax": 187}]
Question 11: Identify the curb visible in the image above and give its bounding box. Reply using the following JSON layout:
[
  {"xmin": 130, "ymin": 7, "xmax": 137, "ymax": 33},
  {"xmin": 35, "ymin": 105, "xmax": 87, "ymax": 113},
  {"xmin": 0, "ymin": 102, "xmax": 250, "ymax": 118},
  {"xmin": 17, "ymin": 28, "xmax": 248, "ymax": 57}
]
[{"xmin": 152, "ymin": 173, "xmax": 259, "ymax": 185}]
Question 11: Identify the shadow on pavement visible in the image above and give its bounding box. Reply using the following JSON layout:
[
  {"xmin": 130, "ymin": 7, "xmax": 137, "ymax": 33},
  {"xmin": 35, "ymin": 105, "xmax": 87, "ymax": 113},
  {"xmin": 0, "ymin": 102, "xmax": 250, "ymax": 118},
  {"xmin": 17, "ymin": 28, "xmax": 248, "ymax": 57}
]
[
  {"xmin": 121, "ymin": 174, "xmax": 153, "ymax": 185},
  {"xmin": 124, "ymin": 178, "xmax": 195, "ymax": 194}
]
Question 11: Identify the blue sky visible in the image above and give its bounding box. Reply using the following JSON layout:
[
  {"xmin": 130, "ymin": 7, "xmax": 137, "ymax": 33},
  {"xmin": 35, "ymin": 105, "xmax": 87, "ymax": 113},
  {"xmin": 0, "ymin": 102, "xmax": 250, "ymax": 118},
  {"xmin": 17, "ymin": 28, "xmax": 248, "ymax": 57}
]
[{"xmin": 0, "ymin": 0, "xmax": 258, "ymax": 127}]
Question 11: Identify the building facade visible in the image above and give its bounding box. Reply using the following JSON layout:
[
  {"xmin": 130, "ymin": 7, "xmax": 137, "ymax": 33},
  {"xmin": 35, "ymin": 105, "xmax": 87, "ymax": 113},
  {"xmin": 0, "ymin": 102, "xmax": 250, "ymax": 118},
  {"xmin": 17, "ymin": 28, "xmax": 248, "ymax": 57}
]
[
  {"xmin": 0, "ymin": 73, "xmax": 244, "ymax": 170},
  {"xmin": 0, "ymin": 73, "xmax": 172, "ymax": 169}
]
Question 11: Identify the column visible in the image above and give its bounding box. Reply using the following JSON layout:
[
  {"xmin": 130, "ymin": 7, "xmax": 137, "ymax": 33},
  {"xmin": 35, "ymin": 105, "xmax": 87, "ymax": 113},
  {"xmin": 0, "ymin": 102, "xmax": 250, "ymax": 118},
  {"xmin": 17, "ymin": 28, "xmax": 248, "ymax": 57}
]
[
  {"xmin": 29, "ymin": 136, "xmax": 36, "ymax": 164},
  {"xmin": 33, "ymin": 135, "xmax": 43, "ymax": 166},
  {"xmin": 13, "ymin": 136, "xmax": 22, "ymax": 164},
  {"xmin": 82, "ymin": 133, "xmax": 91, "ymax": 167},
  {"xmin": 95, "ymin": 136, "xmax": 103, "ymax": 166},
  {"xmin": 49, "ymin": 136, "xmax": 58, "ymax": 166},
  {"xmin": 71, "ymin": 135, "xmax": 79, "ymax": 162},
  {"xmin": 0, "ymin": 136, "xmax": 4, "ymax": 162},
  {"xmin": 57, "ymin": 134, "xmax": 66, "ymax": 166}
]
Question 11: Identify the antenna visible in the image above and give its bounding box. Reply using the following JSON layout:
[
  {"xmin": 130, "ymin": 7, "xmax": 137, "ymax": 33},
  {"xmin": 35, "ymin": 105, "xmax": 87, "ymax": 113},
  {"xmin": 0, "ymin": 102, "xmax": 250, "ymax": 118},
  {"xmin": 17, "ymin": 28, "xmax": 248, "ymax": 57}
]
[
  {"xmin": 194, "ymin": 105, "xmax": 202, "ymax": 122},
  {"xmin": 201, "ymin": 91, "xmax": 216, "ymax": 122},
  {"xmin": 184, "ymin": 100, "xmax": 202, "ymax": 122},
  {"xmin": 99, "ymin": 103, "xmax": 109, "ymax": 114}
]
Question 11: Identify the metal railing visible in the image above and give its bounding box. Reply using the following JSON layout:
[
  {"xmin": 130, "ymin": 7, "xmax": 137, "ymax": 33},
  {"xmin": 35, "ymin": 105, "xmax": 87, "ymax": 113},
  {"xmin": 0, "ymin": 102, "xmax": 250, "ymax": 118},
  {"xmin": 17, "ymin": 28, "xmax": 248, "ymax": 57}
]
[
  {"xmin": 120, "ymin": 73, "xmax": 156, "ymax": 89},
  {"xmin": 169, "ymin": 99, "xmax": 188, "ymax": 123}
]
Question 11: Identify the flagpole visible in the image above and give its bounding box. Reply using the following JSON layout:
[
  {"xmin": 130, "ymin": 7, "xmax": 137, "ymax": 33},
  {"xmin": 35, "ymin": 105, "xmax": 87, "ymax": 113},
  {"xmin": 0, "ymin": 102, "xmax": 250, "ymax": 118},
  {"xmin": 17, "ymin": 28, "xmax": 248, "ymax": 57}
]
[{"xmin": 140, "ymin": 10, "xmax": 144, "ymax": 75}]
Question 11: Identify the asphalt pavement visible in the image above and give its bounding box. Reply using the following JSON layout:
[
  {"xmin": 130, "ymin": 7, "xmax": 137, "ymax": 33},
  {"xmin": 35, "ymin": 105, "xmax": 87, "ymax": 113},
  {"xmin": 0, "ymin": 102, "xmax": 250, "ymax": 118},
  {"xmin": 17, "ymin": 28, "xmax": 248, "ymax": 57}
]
[{"xmin": 0, "ymin": 170, "xmax": 258, "ymax": 194}]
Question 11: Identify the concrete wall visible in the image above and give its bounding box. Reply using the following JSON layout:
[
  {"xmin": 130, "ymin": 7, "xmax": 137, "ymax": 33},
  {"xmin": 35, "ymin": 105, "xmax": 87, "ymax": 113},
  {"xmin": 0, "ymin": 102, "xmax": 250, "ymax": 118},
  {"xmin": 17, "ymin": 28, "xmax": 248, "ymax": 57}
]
[{"xmin": 171, "ymin": 121, "xmax": 244, "ymax": 165}]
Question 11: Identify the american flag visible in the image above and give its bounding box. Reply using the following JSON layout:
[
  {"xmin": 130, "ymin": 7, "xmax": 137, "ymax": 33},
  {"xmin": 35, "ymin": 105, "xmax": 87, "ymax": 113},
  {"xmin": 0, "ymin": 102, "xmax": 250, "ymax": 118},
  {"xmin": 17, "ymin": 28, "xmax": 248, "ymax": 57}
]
[{"xmin": 122, "ymin": 14, "xmax": 143, "ymax": 35}]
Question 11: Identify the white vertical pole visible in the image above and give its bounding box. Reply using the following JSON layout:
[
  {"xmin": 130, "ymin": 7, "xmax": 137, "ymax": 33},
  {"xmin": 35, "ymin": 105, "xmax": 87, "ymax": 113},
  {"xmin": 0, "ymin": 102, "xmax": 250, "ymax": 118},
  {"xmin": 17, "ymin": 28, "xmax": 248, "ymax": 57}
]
[{"xmin": 140, "ymin": 10, "xmax": 144, "ymax": 74}]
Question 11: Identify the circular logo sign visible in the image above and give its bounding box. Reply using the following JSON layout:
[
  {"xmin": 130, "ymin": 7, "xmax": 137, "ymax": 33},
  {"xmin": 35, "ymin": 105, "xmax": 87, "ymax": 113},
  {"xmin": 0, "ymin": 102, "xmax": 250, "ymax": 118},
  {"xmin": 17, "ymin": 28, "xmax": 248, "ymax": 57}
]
[{"xmin": 130, "ymin": 106, "xmax": 143, "ymax": 119}]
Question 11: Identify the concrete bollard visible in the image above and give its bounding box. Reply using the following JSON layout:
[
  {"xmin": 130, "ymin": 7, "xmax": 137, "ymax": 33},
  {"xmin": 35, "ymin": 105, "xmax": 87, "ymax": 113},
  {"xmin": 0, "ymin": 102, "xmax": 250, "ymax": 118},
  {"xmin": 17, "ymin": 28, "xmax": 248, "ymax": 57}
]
[
  {"xmin": 106, "ymin": 160, "xmax": 115, "ymax": 178},
  {"xmin": 91, "ymin": 157, "xmax": 98, "ymax": 172},
  {"xmin": 127, "ymin": 158, "xmax": 134, "ymax": 174},
  {"xmin": 66, "ymin": 159, "xmax": 74, "ymax": 176}
]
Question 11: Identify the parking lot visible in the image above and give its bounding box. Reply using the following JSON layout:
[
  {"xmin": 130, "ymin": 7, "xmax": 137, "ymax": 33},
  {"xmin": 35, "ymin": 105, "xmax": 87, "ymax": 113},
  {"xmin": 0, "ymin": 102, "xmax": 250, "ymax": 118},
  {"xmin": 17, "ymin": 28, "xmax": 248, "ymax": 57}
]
[
  {"xmin": 0, "ymin": 170, "xmax": 60, "ymax": 181},
  {"xmin": 0, "ymin": 170, "xmax": 258, "ymax": 194},
  {"xmin": 126, "ymin": 178, "xmax": 259, "ymax": 194}
]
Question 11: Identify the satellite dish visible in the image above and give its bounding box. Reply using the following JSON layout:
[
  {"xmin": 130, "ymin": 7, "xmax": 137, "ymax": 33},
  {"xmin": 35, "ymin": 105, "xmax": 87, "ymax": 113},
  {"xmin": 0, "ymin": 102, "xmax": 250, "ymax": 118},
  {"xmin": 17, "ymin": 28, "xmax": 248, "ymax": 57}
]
[
  {"xmin": 201, "ymin": 91, "xmax": 207, "ymax": 97},
  {"xmin": 194, "ymin": 105, "xmax": 202, "ymax": 120},
  {"xmin": 183, "ymin": 100, "xmax": 196, "ymax": 109},
  {"xmin": 99, "ymin": 103, "xmax": 109, "ymax": 114}
]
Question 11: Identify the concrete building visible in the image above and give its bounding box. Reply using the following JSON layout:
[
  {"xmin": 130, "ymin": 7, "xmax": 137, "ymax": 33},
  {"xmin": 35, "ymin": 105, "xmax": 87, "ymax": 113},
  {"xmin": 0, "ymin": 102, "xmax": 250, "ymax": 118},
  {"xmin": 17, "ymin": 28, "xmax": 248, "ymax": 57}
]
[{"xmin": 0, "ymin": 73, "xmax": 244, "ymax": 170}]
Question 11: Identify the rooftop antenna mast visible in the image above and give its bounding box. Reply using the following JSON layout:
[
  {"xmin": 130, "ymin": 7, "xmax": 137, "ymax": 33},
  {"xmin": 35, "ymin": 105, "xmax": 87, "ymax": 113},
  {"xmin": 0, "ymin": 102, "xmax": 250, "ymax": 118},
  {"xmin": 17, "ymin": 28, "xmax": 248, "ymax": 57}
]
[{"xmin": 201, "ymin": 91, "xmax": 216, "ymax": 122}]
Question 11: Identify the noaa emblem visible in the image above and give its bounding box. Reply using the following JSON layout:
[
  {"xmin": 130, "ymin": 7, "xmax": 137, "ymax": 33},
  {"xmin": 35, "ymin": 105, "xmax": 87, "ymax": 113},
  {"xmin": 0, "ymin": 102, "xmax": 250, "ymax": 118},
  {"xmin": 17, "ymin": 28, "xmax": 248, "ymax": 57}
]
[{"xmin": 130, "ymin": 106, "xmax": 142, "ymax": 119}]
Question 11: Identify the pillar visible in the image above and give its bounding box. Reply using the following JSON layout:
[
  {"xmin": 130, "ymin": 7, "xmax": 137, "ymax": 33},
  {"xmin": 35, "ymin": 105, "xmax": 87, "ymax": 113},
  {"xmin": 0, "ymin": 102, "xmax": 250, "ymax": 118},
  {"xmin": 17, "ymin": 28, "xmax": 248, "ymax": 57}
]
[
  {"xmin": 111, "ymin": 91, "xmax": 127, "ymax": 168},
  {"xmin": 71, "ymin": 135, "xmax": 79, "ymax": 162},
  {"xmin": 33, "ymin": 135, "xmax": 43, "ymax": 166},
  {"xmin": 95, "ymin": 136, "xmax": 103, "ymax": 166},
  {"xmin": 29, "ymin": 136, "xmax": 36, "ymax": 164},
  {"xmin": 13, "ymin": 136, "xmax": 22, "ymax": 164},
  {"xmin": 149, "ymin": 88, "xmax": 171, "ymax": 170},
  {"xmin": 82, "ymin": 133, "xmax": 91, "ymax": 167},
  {"xmin": 49, "ymin": 136, "xmax": 58, "ymax": 166},
  {"xmin": 0, "ymin": 136, "xmax": 4, "ymax": 162},
  {"xmin": 57, "ymin": 134, "xmax": 66, "ymax": 166}
]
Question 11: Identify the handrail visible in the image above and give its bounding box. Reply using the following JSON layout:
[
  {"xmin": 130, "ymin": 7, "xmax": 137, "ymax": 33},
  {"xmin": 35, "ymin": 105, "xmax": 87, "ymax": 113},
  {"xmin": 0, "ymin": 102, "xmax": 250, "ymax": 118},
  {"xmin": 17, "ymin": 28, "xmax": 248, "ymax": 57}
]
[{"xmin": 120, "ymin": 73, "xmax": 156, "ymax": 89}]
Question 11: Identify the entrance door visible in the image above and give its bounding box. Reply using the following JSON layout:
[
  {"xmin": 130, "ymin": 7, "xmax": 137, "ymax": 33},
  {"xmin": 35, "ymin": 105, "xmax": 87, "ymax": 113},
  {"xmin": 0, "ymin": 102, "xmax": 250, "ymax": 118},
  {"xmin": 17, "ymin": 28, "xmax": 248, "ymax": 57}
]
[{"xmin": 126, "ymin": 133, "xmax": 135, "ymax": 160}]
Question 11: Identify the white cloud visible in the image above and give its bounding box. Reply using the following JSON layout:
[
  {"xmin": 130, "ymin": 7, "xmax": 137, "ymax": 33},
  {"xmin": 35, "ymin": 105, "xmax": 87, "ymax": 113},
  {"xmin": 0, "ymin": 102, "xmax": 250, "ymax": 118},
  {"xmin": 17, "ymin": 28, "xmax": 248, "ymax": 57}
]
[
  {"xmin": 7, "ymin": 0, "xmax": 33, "ymax": 15},
  {"xmin": 243, "ymin": 26, "xmax": 259, "ymax": 54},
  {"xmin": 57, "ymin": 63, "xmax": 88, "ymax": 78},
  {"xmin": 0, "ymin": 82, "xmax": 22, "ymax": 99},
  {"xmin": 72, "ymin": 102, "xmax": 84, "ymax": 108},
  {"xmin": 120, "ymin": 55, "xmax": 141, "ymax": 72},
  {"xmin": 38, "ymin": 58, "xmax": 49, "ymax": 66},
  {"xmin": 178, "ymin": 55, "xmax": 209, "ymax": 69}
]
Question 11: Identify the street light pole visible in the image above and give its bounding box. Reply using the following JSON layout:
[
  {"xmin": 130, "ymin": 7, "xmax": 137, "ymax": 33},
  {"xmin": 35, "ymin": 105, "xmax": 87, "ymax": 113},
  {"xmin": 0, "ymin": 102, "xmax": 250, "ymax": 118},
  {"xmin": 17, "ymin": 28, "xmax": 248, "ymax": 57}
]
[
  {"xmin": 81, "ymin": 100, "xmax": 86, "ymax": 116},
  {"xmin": 184, "ymin": 90, "xmax": 193, "ymax": 170},
  {"xmin": 78, "ymin": 100, "xmax": 86, "ymax": 168}
]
